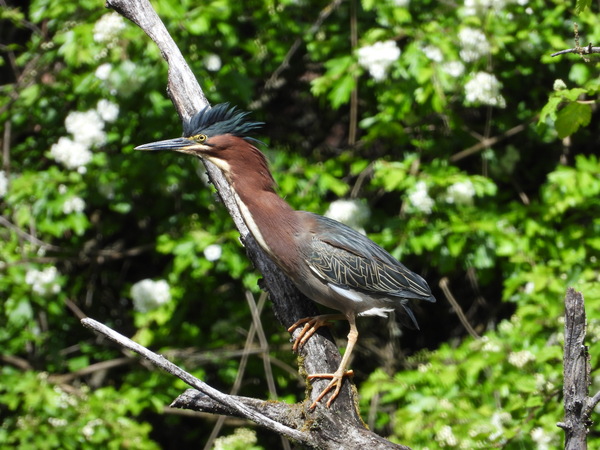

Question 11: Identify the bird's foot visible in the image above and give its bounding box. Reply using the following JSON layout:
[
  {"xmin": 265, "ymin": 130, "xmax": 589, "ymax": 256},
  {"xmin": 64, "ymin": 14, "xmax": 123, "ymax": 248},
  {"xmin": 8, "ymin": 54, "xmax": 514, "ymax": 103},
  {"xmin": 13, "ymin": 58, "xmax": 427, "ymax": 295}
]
[
  {"xmin": 307, "ymin": 370, "xmax": 354, "ymax": 409},
  {"xmin": 287, "ymin": 314, "xmax": 344, "ymax": 352}
]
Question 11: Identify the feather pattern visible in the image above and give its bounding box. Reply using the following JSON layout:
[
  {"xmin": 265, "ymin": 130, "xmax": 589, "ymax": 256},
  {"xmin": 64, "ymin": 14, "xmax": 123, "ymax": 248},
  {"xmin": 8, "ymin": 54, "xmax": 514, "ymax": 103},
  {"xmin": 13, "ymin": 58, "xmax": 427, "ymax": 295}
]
[{"xmin": 301, "ymin": 213, "xmax": 434, "ymax": 302}]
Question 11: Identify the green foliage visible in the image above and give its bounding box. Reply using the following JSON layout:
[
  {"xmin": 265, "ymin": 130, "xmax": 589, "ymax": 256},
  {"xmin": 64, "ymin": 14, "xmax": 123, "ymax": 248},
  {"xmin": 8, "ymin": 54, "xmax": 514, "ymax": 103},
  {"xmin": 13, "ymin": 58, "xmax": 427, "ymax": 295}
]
[
  {"xmin": 1, "ymin": 0, "xmax": 599, "ymax": 447},
  {"xmin": 0, "ymin": 369, "xmax": 158, "ymax": 449}
]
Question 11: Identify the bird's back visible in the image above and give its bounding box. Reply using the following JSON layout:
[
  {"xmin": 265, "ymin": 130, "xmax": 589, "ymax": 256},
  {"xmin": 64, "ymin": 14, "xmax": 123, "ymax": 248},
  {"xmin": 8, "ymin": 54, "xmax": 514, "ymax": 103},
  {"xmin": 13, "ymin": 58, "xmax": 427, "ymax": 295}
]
[{"xmin": 291, "ymin": 212, "xmax": 435, "ymax": 323}]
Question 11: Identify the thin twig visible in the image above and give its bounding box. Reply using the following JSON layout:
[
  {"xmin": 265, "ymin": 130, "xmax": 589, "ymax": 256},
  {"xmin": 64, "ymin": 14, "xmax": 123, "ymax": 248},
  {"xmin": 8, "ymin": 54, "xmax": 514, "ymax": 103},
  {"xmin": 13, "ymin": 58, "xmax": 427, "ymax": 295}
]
[
  {"xmin": 0, "ymin": 215, "xmax": 61, "ymax": 250},
  {"xmin": 438, "ymin": 277, "xmax": 480, "ymax": 339},
  {"xmin": 451, "ymin": 120, "xmax": 532, "ymax": 162},
  {"xmin": 81, "ymin": 318, "xmax": 307, "ymax": 443},
  {"xmin": 551, "ymin": 45, "xmax": 600, "ymax": 57},
  {"xmin": 49, "ymin": 357, "xmax": 135, "ymax": 384},
  {"xmin": 202, "ymin": 292, "xmax": 267, "ymax": 450},
  {"xmin": 247, "ymin": 291, "xmax": 279, "ymax": 398}
]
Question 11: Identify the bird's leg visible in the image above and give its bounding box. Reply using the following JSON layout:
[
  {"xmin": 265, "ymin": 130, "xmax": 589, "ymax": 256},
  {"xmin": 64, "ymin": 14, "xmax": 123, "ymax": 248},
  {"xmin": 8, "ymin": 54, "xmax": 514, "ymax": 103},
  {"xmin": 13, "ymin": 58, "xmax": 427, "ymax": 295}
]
[
  {"xmin": 287, "ymin": 313, "xmax": 345, "ymax": 352},
  {"xmin": 307, "ymin": 315, "xmax": 358, "ymax": 409}
]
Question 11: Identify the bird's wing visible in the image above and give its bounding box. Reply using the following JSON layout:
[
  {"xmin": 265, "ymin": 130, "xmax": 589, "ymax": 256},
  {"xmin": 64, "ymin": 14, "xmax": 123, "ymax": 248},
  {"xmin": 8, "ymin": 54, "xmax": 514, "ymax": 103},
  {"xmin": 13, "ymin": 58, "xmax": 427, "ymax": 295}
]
[{"xmin": 301, "ymin": 213, "xmax": 435, "ymax": 302}]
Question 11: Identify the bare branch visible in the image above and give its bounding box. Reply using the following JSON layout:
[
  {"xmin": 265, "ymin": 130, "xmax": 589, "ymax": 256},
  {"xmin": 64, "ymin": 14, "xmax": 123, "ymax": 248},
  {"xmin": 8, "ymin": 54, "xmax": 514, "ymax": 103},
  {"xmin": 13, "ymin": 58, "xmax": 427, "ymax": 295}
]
[
  {"xmin": 560, "ymin": 288, "xmax": 593, "ymax": 449},
  {"xmin": 81, "ymin": 318, "xmax": 308, "ymax": 443},
  {"xmin": 439, "ymin": 277, "xmax": 480, "ymax": 339}
]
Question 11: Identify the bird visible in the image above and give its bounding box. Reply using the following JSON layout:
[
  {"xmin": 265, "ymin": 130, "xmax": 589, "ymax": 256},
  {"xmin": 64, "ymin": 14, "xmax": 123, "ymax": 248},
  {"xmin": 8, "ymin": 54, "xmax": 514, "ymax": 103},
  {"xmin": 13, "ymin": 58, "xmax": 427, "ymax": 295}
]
[{"xmin": 135, "ymin": 103, "xmax": 436, "ymax": 409}]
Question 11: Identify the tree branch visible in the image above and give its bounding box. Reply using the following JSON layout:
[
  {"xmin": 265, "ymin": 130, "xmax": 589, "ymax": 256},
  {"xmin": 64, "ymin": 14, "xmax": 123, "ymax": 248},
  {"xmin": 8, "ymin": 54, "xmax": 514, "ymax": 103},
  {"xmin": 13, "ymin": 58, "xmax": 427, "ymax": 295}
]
[
  {"xmin": 81, "ymin": 318, "xmax": 309, "ymax": 443},
  {"xmin": 558, "ymin": 288, "xmax": 593, "ymax": 449}
]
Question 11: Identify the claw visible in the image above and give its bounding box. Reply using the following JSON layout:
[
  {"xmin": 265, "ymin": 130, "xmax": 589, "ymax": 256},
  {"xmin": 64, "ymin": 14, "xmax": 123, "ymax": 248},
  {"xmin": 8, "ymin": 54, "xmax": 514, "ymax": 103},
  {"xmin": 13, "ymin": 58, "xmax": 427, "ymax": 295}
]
[
  {"xmin": 287, "ymin": 314, "xmax": 344, "ymax": 352},
  {"xmin": 308, "ymin": 370, "xmax": 354, "ymax": 408}
]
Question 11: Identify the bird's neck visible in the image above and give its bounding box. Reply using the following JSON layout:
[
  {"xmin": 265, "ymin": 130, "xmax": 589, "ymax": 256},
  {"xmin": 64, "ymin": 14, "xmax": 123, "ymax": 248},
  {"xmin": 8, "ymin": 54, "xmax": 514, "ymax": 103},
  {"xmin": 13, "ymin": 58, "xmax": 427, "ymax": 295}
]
[{"xmin": 232, "ymin": 181, "xmax": 300, "ymax": 273}]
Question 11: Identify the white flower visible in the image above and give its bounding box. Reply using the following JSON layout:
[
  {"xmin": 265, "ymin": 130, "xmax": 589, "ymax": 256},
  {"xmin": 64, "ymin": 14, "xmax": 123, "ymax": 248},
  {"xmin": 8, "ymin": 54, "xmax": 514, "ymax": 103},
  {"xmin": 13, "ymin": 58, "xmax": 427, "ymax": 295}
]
[
  {"xmin": 82, "ymin": 418, "xmax": 103, "ymax": 440},
  {"xmin": 490, "ymin": 411, "xmax": 512, "ymax": 441},
  {"xmin": 325, "ymin": 199, "xmax": 370, "ymax": 233},
  {"xmin": 392, "ymin": 0, "xmax": 410, "ymax": 6},
  {"xmin": 50, "ymin": 137, "xmax": 93, "ymax": 171},
  {"xmin": 131, "ymin": 279, "xmax": 171, "ymax": 312},
  {"xmin": 465, "ymin": 72, "xmax": 506, "ymax": 108},
  {"xmin": 25, "ymin": 267, "xmax": 61, "ymax": 296},
  {"xmin": 204, "ymin": 54, "xmax": 222, "ymax": 72},
  {"xmin": 95, "ymin": 63, "xmax": 112, "ymax": 81},
  {"xmin": 96, "ymin": 99, "xmax": 119, "ymax": 122},
  {"xmin": 65, "ymin": 110, "xmax": 106, "ymax": 147},
  {"xmin": 0, "ymin": 170, "xmax": 8, "ymax": 197},
  {"xmin": 459, "ymin": 28, "xmax": 490, "ymax": 62},
  {"xmin": 63, "ymin": 196, "xmax": 86, "ymax": 214},
  {"xmin": 508, "ymin": 349, "xmax": 535, "ymax": 368},
  {"xmin": 204, "ymin": 244, "xmax": 222, "ymax": 262},
  {"xmin": 435, "ymin": 425, "xmax": 458, "ymax": 446},
  {"xmin": 524, "ymin": 281, "xmax": 535, "ymax": 294},
  {"xmin": 214, "ymin": 428, "xmax": 257, "ymax": 450},
  {"xmin": 531, "ymin": 427, "xmax": 554, "ymax": 450},
  {"xmin": 463, "ymin": 0, "xmax": 507, "ymax": 16},
  {"xmin": 93, "ymin": 12, "xmax": 125, "ymax": 43},
  {"xmin": 407, "ymin": 181, "xmax": 434, "ymax": 214},
  {"xmin": 446, "ymin": 180, "xmax": 476, "ymax": 205},
  {"xmin": 553, "ymin": 79, "xmax": 567, "ymax": 91},
  {"xmin": 441, "ymin": 61, "xmax": 465, "ymax": 78},
  {"xmin": 482, "ymin": 339, "xmax": 501, "ymax": 352},
  {"xmin": 357, "ymin": 40, "xmax": 401, "ymax": 81},
  {"xmin": 422, "ymin": 45, "xmax": 443, "ymax": 62},
  {"xmin": 48, "ymin": 418, "xmax": 68, "ymax": 427}
]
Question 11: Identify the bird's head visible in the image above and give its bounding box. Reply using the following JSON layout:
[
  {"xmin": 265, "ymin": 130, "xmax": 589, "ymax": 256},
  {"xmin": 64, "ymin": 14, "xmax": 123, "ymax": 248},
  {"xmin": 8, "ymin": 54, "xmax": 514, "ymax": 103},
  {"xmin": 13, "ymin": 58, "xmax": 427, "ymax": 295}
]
[{"xmin": 135, "ymin": 103, "xmax": 274, "ymax": 190}]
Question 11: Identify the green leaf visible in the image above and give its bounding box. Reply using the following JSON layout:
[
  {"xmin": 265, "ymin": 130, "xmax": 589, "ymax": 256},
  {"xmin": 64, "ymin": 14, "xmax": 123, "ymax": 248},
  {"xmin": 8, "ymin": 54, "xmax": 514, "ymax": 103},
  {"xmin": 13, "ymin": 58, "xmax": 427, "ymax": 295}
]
[
  {"xmin": 555, "ymin": 102, "xmax": 592, "ymax": 138},
  {"xmin": 575, "ymin": 0, "xmax": 591, "ymax": 14}
]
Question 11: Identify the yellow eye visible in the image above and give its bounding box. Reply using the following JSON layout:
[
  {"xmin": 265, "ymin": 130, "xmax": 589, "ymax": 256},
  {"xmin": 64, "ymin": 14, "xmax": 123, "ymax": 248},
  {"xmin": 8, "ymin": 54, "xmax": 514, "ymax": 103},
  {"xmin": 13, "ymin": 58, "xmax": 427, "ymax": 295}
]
[{"xmin": 193, "ymin": 134, "xmax": 207, "ymax": 143}]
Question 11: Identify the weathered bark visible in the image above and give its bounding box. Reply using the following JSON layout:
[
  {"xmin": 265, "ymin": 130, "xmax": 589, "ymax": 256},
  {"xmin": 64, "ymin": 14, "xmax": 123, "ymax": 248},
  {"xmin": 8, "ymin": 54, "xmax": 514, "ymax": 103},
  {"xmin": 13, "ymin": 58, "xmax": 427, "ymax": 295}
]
[
  {"xmin": 558, "ymin": 288, "xmax": 599, "ymax": 449},
  {"xmin": 85, "ymin": 0, "xmax": 408, "ymax": 448}
]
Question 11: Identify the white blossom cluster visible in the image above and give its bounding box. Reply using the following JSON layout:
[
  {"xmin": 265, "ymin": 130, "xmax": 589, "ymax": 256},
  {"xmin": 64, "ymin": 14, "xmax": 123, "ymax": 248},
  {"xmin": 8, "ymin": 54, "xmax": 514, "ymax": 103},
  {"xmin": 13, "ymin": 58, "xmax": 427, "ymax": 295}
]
[
  {"xmin": 489, "ymin": 411, "xmax": 512, "ymax": 442},
  {"xmin": 95, "ymin": 63, "xmax": 112, "ymax": 81},
  {"xmin": 25, "ymin": 267, "xmax": 61, "ymax": 296},
  {"xmin": 50, "ymin": 137, "xmax": 92, "ymax": 172},
  {"xmin": 130, "ymin": 279, "xmax": 171, "ymax": 313},
  {"xmin": 422, "ymin": 45, "xmax": 443, "ymax": 63},
  {"xmin": 459, "ymin": 27, "xmax": 490, "ymax": 62},
  {"xmin": 445, "ymin": 180, "xmax": 476, "ymax": 205},
  {"xmin": 508, "ymin": 349, "xmax": 535, "ymax": 368},
  {"xmin": 357, "ymin": 40, "xmax": 401, "ymax": 81},
  {"xmin": 435, "ymin": 425, "xmax": 458, "ymax": 446},
  {"xmin": 62, "ymin": 196, "xmax": 86, "ymax": 214},
  {"xmin": 465, "ymin": 72, "xmax": 506, "ymax": 108},
  {"xmin": 214, "ymin": 428, "xmax": 258, "ymax": 450},
  {"xmin": 93, "ymin": 12, "xmax": 126, "ymax": 44},
  {"xmin": 204, "ymin": 244, "xmax": 223, "ymax": 262},
  {"xmin": 441, "ymin": 60, "xmax": 465, "ymax": 78},
  {"xmin": 204, "ymin": 54, "xmax": 222, "ymax": 72},
  {"xmin": 407, "ymin": 181, "xmax": 434, "ymax": 214},
  {"xmin": 65, "ymin": 110, "xmax": 106, "ymax": 148},
  {"xmin": 325, "ymin": 199, "xmax": 370, "ymax": 233},
  {"xmin": 392, "ymin": 0, "xmax": 410, "ymax": 6},
  {"xmin": 530, "ymin": 427, "xmax": 555, "ymax": 449},
  {"xmin": 50, "ymin": 100, "xmax": 119, "ymax": 172},
  {"xmin": 463, "ymin": 0, "xmax": 507, "ymax": 16},
  {"xmin": 97, "ymin": 99, "xmax": 120, "ymax": 122},
  {"xmin": 0, "ymin": 170, "xmax": 8, "ymax": 197}
]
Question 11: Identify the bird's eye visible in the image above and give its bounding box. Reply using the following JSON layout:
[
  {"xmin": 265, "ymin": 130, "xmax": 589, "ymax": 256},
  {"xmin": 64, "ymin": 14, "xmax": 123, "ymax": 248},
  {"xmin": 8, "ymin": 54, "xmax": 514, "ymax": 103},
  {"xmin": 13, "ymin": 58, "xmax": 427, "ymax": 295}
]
[{"xmin": 193, "ymin": 134, "xmax": 207, "ymax": 143}]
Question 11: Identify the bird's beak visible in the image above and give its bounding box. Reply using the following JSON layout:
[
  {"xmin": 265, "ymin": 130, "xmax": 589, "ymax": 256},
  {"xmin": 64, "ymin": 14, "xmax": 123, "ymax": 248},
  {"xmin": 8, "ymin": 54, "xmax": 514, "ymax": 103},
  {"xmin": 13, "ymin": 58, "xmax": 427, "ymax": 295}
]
[{"xmin": 134, "ymin": 137, "xmax": 197, "ymax": 152}]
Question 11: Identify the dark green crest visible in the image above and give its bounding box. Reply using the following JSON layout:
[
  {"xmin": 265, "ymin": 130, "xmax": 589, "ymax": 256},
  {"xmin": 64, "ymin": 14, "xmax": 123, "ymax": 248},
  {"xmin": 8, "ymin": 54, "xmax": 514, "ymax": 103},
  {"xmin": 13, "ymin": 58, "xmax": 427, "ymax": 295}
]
[{"xmin": 183, "ymin": 103, "xmax": 263, "ymax": 142}]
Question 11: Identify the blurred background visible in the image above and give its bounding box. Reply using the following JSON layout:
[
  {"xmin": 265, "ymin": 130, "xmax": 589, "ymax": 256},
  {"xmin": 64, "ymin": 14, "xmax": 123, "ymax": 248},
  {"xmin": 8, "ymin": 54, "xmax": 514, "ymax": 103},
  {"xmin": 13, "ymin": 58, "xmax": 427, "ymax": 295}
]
[{"xmin": 1, "ymin": 0, "xmax": 599, "ymax": 448}]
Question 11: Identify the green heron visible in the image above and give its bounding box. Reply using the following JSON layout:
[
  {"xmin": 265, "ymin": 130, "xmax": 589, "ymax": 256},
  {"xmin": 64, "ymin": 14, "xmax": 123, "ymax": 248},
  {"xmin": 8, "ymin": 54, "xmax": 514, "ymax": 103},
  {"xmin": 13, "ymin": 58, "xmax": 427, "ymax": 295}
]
[{"xmin": 136, "ymin": 104, "xmax": 435, "ymax": 408}]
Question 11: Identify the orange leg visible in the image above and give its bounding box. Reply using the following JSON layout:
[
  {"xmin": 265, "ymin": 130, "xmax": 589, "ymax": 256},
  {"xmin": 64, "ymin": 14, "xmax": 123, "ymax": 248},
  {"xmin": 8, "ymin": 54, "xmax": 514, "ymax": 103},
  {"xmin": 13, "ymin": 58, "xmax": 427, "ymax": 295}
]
[
  {"xmin": 287, "ymin": 314, "xmax": 345, "ymax": 352},
  {"xmin": 308, "ymin": 315, "xmax": 358, "ymax": 408}
]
